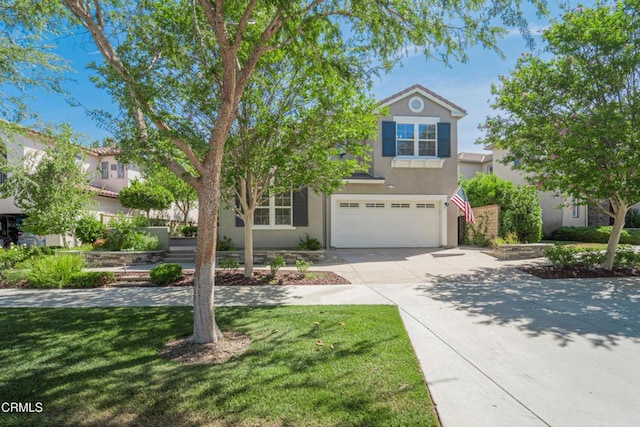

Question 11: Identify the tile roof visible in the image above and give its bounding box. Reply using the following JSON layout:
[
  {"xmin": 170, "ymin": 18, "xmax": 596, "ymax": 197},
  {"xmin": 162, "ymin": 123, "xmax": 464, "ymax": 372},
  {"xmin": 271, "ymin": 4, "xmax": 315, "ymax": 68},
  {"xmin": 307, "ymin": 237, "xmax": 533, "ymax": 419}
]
[
  {"xmin": 458, "ymin": 152, "xmax": 493, "ymax": 163},
  {"xmin": 87, "ymin": 185, "xmax": 119, "ymax": 199}
]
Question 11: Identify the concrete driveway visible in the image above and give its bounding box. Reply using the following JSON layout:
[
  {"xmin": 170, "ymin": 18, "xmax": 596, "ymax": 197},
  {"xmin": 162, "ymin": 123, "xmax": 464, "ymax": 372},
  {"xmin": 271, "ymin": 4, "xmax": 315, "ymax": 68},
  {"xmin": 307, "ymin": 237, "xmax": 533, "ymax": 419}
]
[{"xmin": 1, "ymin": 248, "xmax": 639, "ymax": 426}]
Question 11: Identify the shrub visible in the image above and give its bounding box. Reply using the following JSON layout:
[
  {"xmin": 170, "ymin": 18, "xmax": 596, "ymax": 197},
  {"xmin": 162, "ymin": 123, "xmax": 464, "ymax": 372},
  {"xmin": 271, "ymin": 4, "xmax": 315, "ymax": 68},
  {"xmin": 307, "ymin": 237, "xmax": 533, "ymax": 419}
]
[
  {"xmin": 501, "ymin": 185, "xmax": 542, "ymax": 243},
  {"xmin": 69, "ymin": 271, "xmax": 115, "ymax": 288},
  {"xmin": 550, "ymin": 226, "xmax": 640, "ymax": 244},
  {"xmin": 0, "ymin": 269, "xmax": 31, "ymax": 287},
  {"xmin": 123, "ymin": 232, "xmax": 160, "ymax": 251},
  {"xmin": 269, "ymin": 255, "xmax": 285, "ymax": 277},
  {"xmin": 614, "ymin": 245, "xmax": 640, "ymax": 268},
  {"xmin": 219, "ymin": 257, "xmax": 239, "ymax": 273},
  {"xmin": 465, "ymin": 213, "xmax": 490, "ymax": 247},
  {"xmin": 181, "ymin": 225, "xmax": 197, "ymax": 237},
  {"xmin": 217, "ymin": 235, "xmax": 236, "ymax": 251},
  {"xmin": 578, "ymin": 249, "xmax": 606, "ymax": 269},
  {"xmin": 150, "ymin": 263, "xmax": 183, "ymax": 285},
  {"xmin": 295, "ymin": 259, "xmax": 312, "ymax": 277},
  {"xmin": 0, "ymin": 245, "xmax": 54, "ymax": 269},
  {"xmin": 490, "ymin": 231, "xmax": 520, "ymax": 249},
  {"xmin": 75, "ymin": 216, "xmax": 107, "ymax": 244},
  {"xmin": 294, "ymin": 234, "xmax": 322, "ymax": 251},
  {"xmin": 544, "ymin": 245, "xmax": 580, "ymax": 268},
  {"xmin": 29, "ymin": 254, "xmax": 86, "ymax": 288}
]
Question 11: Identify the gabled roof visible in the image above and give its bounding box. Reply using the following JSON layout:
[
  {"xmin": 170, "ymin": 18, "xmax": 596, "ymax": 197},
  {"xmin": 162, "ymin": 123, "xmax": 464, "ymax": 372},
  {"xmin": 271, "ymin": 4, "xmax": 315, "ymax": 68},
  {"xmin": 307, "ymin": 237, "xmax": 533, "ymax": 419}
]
[
  {"xmin": 378, "ymin": 84, "xmax": 467, "ymax": 118},
  {"xmin": 458, "ymin": 152, "xmax": 493, "ymax": 163}
]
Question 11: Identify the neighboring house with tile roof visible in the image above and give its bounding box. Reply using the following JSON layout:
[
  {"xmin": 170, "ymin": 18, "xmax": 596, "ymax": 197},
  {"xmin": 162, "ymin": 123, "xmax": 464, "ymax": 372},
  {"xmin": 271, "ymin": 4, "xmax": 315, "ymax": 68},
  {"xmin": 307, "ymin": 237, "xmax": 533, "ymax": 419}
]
[
  {"xmin": 217, "ymin": 84, "xmax": 466, "ymax": 248},
  {"xmin": 0, "ymin": 126, "xmax": 142, "ymax": 246}
]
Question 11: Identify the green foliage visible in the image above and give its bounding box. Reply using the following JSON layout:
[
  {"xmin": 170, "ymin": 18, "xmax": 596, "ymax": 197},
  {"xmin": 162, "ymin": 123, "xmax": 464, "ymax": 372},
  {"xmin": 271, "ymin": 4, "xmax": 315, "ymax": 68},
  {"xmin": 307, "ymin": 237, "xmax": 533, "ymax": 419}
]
[
  {"xmin": 0, "ymin": 244, "xmax": 54, "ymax": 269},
  {"xmin": 463, "ymin": 173, "xmax": 515, "ymax": 208},
  {"xmin": 269, "ymin": 255, "xmax": 285, "ymax": 277},
  {"xmin": 28, "ymin": 254, "xmax": 86, "ymax": 288},
  {"xmin": 463, "ymin": 174, "xmax": 541, "ymax": 243},
  {"xmin": 465, "ymin": 213, "xmax": 490, "ymax": 247},
  {"xmin": 294, "ymin": 234, "xmax": 322, "ymax": 251},
  {"xmin": 103, "ymin": 214, "xmax": 159, "ymax": 251},
  {"xmin": 180, "ymin": 225, "xmax": 197, "ymax": 237},
  {"xmin": 551, "ymin": 226, "xmax": 640, "ymax": 245},
  {"xmin": 69, "ymin": 271, "xmax": 115, "ymax": 288},
  {"xmin": 625, "ymin": 209, "xmax": 640, "ymax": 228},
  {"xmin": 118, "ymin": 180, "xmax": 172, "ymax": 221},
  {"xmin": 75, "ymin": 215, "xmax": 107, "ymax": 244},
  {"xmin": 544, "ymin": 245, "xmax": 581, "ymax": 268},
  {"xmin": 613, "ymin": 245, "xmax": 640, "ymax": 269},
  {"xmin": 150, "ymin": 263, "xmax": 183, "ymax": 285},
  {"xmin": 481, "ymin": 3, "xmax": 640, "ymax": 267},
  {"xmin": 0, "ymin": 127, "xmax": 93, "ymax": 244},
  {"xmin": 143, "ymin": 165, "xmax": 198, "ymax": 225},
  {"xmin": 501, "ymin": 186, "xmax": 542, "ymax": 243},
  {"xmin": 0, "ymin": 2, "xmax": 70, "ymax": 121},
  {"xmin": 0, "ymin": 269, "xmax": 30, "ymax": 287},
  {"xmin": 490, "ymin": 231, "xmax": 520, "ymax": 249},
  {"xmin": 295, "ymin": 259, "xmax": 313, "ymax": 278},
  {"xmin": 545, "ymin": 244, "xmax": 640, "ymax": 270},
  {"xmin": 219, "ymin": 257, "xmax": 239, "ymax": 273},
  {"xmin": 216, "ymin": 236, "xmax": 236, "ymax": 251}
]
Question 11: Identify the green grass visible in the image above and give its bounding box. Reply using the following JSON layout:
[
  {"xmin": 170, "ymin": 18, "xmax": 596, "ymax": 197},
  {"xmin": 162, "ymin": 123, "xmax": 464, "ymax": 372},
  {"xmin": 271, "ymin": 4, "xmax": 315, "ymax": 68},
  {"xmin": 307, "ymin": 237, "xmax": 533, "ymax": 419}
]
[{"xmin": 0, "ymin": 306, "xmax": 437, "ymax": 426}]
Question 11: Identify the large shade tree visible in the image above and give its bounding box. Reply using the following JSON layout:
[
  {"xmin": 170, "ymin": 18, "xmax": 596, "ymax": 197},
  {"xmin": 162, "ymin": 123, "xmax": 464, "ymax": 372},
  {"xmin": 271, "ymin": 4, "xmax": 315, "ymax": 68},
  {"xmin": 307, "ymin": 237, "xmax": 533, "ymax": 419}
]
[
  {"xmin": 480, "ymin": 1, "xmax": 640, "ymax": 269},
  {"xmin": 222, "ymin": 47, "xmax": 377, "ymax": 277},
  {"xmin": 46, "ymin": 0, "xmax": 544, "ymax": 344}
]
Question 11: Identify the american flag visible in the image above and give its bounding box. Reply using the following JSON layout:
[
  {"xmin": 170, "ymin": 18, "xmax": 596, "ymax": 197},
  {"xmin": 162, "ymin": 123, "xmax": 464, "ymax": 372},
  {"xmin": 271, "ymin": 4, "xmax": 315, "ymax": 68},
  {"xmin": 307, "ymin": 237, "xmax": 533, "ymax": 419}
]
[{"xmin": 450, "ymin": 186, "xmax": 476, "ymax": 224}]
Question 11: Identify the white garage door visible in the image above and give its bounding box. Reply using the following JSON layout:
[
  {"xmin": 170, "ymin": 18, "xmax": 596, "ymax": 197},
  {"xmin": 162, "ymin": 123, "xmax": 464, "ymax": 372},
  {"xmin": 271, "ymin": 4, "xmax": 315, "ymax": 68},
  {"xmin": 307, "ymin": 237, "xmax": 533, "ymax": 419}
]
[{"xmin": 331, "ymin": 199, "xmax": 441, "ymax": 248}]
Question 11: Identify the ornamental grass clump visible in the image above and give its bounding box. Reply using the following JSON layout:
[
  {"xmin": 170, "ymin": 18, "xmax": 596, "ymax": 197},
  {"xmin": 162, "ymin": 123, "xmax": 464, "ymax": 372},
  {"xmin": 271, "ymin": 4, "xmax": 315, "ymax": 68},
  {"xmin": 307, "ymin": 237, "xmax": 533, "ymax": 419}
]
[{"xmin": 28, "ymin": 254, "xmax": 86, "ymax": 288}]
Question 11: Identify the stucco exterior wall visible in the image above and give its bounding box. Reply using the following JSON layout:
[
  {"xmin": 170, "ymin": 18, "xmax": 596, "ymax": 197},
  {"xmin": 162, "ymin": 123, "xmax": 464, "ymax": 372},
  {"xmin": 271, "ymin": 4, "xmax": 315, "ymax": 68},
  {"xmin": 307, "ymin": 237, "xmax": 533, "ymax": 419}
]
[{"xmin": 218, "ymin": 191, "xmax": 325, "ymax": 249}]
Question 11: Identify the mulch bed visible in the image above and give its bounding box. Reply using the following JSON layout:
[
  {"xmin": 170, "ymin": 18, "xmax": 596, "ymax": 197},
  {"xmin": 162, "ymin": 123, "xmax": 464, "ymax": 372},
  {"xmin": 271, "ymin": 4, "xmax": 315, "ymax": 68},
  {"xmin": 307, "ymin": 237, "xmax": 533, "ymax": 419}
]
[
  {"xmin": 116, "ymin": 270, "xmax": 350, "ymax": 286},
  {"xmin": 519, "ymin": 265, "xmax": 640, "ymax": 279}
]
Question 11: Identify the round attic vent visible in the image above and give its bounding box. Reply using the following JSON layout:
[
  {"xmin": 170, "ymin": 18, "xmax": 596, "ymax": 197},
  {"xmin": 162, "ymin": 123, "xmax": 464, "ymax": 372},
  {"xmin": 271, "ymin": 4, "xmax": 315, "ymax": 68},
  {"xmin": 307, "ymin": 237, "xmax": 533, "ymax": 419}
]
[{"xmin": 408, "ymin": 96, "xmax": 424, "ymax": 113}]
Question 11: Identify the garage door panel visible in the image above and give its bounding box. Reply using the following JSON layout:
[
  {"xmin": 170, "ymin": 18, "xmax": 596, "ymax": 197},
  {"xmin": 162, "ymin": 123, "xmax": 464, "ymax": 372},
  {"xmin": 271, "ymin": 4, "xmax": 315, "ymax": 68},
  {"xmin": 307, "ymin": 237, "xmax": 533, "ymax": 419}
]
[{"xmin": 332, "ymin": 199, "xmax": 441, "ymax": 248}]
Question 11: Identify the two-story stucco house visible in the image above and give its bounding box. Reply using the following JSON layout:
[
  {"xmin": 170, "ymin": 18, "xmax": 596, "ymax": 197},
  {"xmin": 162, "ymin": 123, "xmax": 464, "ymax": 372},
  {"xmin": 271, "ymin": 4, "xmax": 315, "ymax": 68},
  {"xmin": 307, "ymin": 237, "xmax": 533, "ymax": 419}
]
[
  {"xmin": 218, "ymin": 84, "xmax": 466, "ymax": 248},
  {"xmin": 0, "ymin": 127, "xmax": 141, "ymax": 246},
  {"xmin": 458, "ymin": 152, "xmax": 493, "ymax": 180}
]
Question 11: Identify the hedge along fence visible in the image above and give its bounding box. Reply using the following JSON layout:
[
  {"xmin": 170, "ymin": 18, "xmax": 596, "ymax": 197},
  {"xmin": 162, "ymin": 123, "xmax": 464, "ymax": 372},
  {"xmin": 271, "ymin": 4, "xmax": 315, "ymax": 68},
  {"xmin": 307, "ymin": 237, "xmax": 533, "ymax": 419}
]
[{"xmin": 465, "ymin": 204, "xmax": 500, "ymax": 245}]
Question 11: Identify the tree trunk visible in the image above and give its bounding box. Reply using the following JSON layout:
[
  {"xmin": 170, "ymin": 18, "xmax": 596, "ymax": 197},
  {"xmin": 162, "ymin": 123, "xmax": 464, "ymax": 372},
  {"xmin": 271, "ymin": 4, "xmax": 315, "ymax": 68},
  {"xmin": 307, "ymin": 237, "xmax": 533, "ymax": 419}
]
[
  {"xmin": 243, "ymin": 207, "xmax": 255, "ymax": 278},
  {"xmin": 603, "ymin": 204, "xmax": 629, "ymax": 270},
  {"xmin": 190, "ymin": 187, "xmax": 224, "ymax": 344}
]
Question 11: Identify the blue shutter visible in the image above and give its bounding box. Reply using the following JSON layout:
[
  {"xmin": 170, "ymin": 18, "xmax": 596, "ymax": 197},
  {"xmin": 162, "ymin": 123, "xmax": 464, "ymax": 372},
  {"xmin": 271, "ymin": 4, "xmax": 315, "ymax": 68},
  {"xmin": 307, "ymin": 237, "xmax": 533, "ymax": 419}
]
[
  {"xmin": 292, "ymin": 188, "xmax": 308, "ymax": 226},
  {"xmin": 382, "ymin": 121, "xmax": 396, "ymax": 157},
  {"xmin": 437, "ymin": 122, "xmax": 452, "ymax": 158}
]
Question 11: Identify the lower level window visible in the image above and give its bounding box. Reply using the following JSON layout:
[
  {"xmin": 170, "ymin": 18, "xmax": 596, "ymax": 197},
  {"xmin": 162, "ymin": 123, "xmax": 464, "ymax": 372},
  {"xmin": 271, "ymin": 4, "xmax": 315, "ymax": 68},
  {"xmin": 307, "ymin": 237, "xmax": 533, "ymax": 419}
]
[{"xmin": 254, "ymin": 191, "xmax": 292, "ymax": 226}]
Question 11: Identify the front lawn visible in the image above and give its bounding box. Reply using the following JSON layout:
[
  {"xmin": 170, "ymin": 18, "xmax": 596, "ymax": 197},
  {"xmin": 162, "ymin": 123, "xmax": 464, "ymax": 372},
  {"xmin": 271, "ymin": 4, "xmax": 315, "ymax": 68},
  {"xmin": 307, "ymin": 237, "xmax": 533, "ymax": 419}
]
[{"xmin": 0, "ymin": 306, "xmax": 438, "ymax": 426}]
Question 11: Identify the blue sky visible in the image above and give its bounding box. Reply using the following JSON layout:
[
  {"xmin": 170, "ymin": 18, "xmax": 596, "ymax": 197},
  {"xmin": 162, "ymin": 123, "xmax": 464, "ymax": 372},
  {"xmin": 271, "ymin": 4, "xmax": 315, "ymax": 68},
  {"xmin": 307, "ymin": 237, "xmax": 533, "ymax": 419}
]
[{"xmin": 15, "ymin": 0, "xmax": 592, "ymax": 153}]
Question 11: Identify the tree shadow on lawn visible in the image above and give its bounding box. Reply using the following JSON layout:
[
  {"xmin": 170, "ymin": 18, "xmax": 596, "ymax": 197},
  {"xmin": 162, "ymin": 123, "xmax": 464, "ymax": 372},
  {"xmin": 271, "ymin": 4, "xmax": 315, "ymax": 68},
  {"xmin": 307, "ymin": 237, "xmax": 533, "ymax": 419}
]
[
  {"xmin": 0, "ymin": 305, "xmax": 430, "ymax": 427},
  {"xmin": 418, "ymin": 266, "xmax": 640, "ymax": 348}
]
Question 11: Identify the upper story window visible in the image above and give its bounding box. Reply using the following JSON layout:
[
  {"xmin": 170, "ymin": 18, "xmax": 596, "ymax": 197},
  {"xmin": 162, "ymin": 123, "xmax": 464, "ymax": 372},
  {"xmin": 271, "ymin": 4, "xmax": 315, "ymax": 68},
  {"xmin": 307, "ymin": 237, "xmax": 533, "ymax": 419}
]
[
  {"xmin": 101, "ymin": 161, "xmax": 109, "ymax": 179},
  {"xmin": 382, "ymin": 118, "xmax": 451, "ymax": 168},
  {"xmin": 396, "ymin": 123, "xmax": 437, "ymax": 157},
  {"xmin": 117, "ymin": 162, "xmax": 125, "ymax": 179}
]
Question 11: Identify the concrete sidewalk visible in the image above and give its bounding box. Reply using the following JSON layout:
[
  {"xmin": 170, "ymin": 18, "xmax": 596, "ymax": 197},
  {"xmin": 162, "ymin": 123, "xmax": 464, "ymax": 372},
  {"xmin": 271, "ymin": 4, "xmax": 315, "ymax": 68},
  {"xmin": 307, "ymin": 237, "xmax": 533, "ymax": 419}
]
[{"xmin": 2, "ymin": 274, "xmax": 640, "ymax": 427}]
